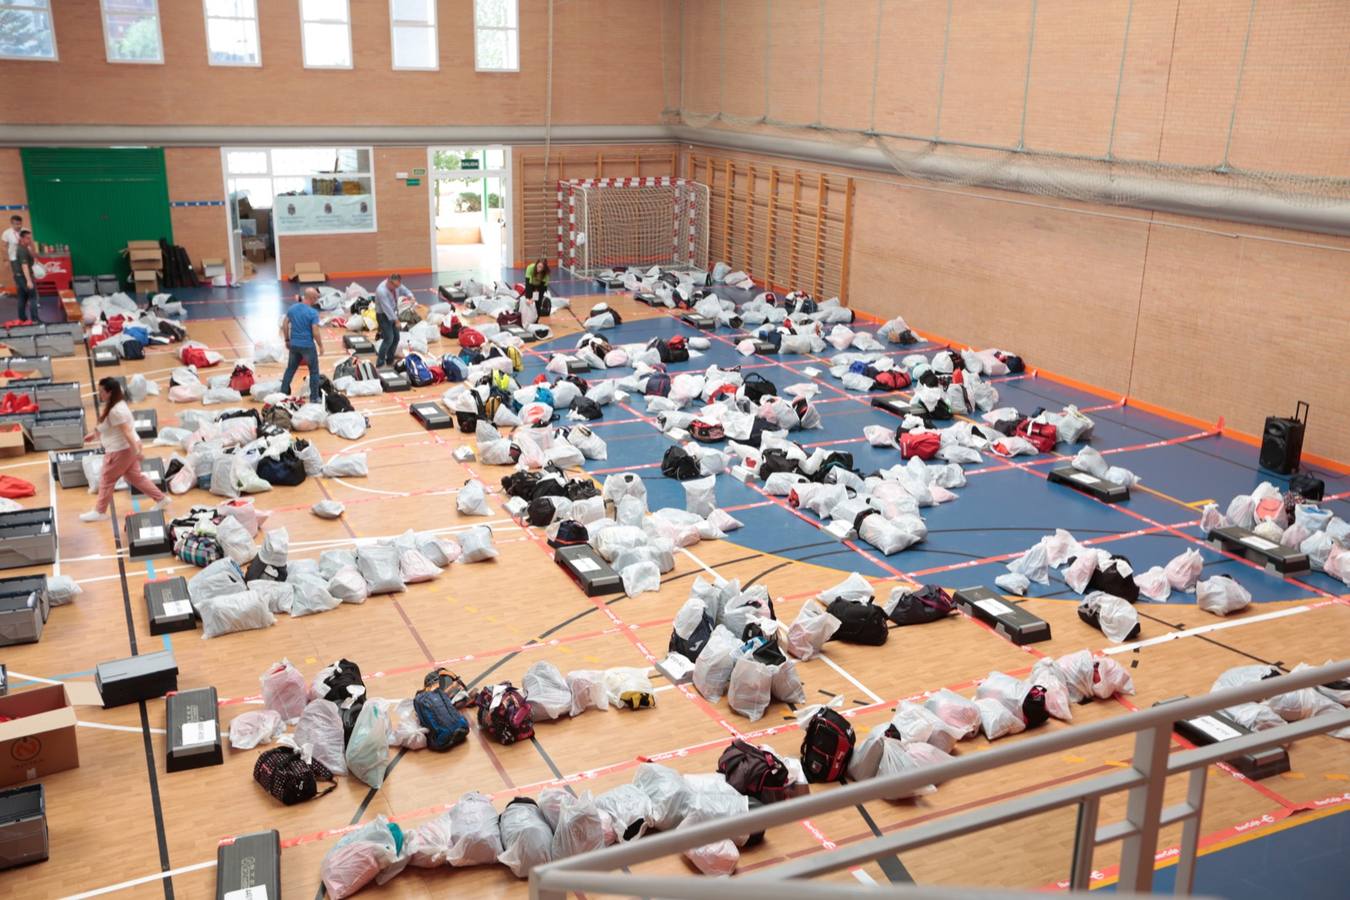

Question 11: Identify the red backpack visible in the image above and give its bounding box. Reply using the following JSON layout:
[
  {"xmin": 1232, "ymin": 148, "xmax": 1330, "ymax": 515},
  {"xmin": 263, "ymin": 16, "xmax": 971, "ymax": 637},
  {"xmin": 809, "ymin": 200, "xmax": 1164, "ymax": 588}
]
[
  {"xmin": 475, "ymin": 683, "xmax": 534, "ymax": 745},
  {"xmin": 1016, "ymin": 420, "xmax": 1058, "ymax": 454},
  {"xmin": 439, "ymin": 315, "xmax": 462, "ymax": 339},
  {"xmin": 898, "ymin": 430, "xmax": 941, "ymax": 460},
  {"xmin": 459, "ymin": 327, "xmax": 485, "ymax": 350},
  {"xmin": 873, "ymin": 369, "xmax": 911, "ymax": 391},
  {"xmin": 228, "ymin": 364, "xmax": 255, "ymax": 394}
]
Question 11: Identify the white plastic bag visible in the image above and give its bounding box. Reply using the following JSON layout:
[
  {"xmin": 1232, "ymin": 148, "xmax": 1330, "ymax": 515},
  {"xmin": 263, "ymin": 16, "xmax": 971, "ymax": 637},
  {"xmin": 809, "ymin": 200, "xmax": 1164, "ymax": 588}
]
[
  {"xmin": 633, "ymin": 763, "xmax": 692, "ymax": 832},
  {"xmin": 45, "ymin": 575, "xmax": 83, "ymax": 606},
  {"xmin": 447, "ymin": 792, "xmax": 504, "ymax": 867},
  {"xmin": 294, "ymin": 698, "xmax": 347, "ymax": 775},
  {"xmin": 459, "ymin": 525, "xmax": 499, "ymax": 562},
  {"xmin": 595, "ymin": 784, "xmax": 654, "ymax": 843},
  {"xmin": 923, "ymin": 689, "xmax": 982, "ymax": 738},
  {"xmin": 566, "ymin": 669, "xmax": 608, "ymax": 717},
  {"xmin": 357, "ymin": 544, "xmax": 406, "ymax": 593},
  {"xmin": 404, "ymin": 812, "xmax": 455, "ymax": 868},
  {"xmin": 692, "ymin": 625, "xmax": 740, "ymax": 701},
  {"xmin": 261, "ymin": 659, "xmax": 309, "ymax": 723},
  {"xmin": 227, "ymin": 710, "xmax": 286, "ymax": 750},
  {"xmin": 498, "ymin": 798, "xmax": 554, "ymax": 878},
  {"xmin": 551, "ymin": 792, "xmax": 608, "ymax": 859},
  {"xmin": 259, "ymin": 527, "xmax": 289, "ymax": 567},
  {"xmin": 457, "ymin": 479, "xmax": 491, "ymax": 516},
  {"xmin": 399, "ymin": 547, "xmax": 442, "ymax": 583},
  {"xmin": 216, "ymin": 515, "xmax": 256, "ymax": 565},
  {"xmin": 976, "ymin": 697, "xmax": 1026, "ymax": 740},
  {"xmin": 312, "ymin": 499, "xmax": 346, "ymax": 519},
  {"xmin": 727, "ymin": 655, "xmax": 774, "ymax": 721},
  {"xmin": 345, "ymin": 702, "xmax": 390, "ymax": 789},
  {"xmin": 1134, "ymin": 565, "xmax": 1171, "ymax": 602},
  {"xmin": 523, "ymin": 661, "xmax": 572, "ymax": 720},
  {"xmin": 785, "ymin": 601, "xmax": 840, "ymax": 661},
  {"xmin": 196, "ymin": 590, "xmax": 275, "ymax": 639},
  {"xmin": 1081, "ymin": 591, "xmax": 1139, "ymax": 643},
  {"xmin": 683, "ymin": 474, "xmax": 717, "ymax": 517},
  {"xmin": 1195, "ymin": 575, "xmax": 1252, "ymax": 616},
  {"xmin": 328, "ymin": 566, "xmax": 369, "ymax": 604},
  {"xmin": 322, "ymin": 453, "xmax": 368, "ymax": 478},
  {"xmin": 1164, "ymin": 548, "xmax": 1204, "ymax": 592}
]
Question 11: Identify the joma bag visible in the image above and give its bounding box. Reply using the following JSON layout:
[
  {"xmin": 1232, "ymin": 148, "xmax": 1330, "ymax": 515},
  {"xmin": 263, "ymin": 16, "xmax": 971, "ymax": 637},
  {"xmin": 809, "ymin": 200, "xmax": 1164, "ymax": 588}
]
[
  {"xmin": 800, "ymin": 707, "xmax": 855, "ymax": 783},
  {"xmin": 825, "ymin": 598, "xmax": 889, "ymax": 645},
  {"xmin": 414, "ymin": 688, "xmax": 470, "ymax": 752},
  {"xmin": 475, "ymin": 683, "xmax": 534, "ymax": 745},
  {"xmin": 1015, "ymin": 419, "xmax": 1058, "ymax": 454},
  {"xmin": 253, "ymin": 746, "xmax": 337, "ymax": 805},
  {"xmin": 717, "ymin": 739, "xmax": 791, "ymax": 803}
]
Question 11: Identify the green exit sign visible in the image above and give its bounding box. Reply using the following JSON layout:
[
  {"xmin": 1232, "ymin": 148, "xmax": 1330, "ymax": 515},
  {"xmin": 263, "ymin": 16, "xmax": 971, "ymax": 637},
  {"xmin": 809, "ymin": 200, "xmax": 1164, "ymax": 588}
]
[
  {"xmin": 461, "ymin": 159, "xmax": 480, "ymax": 170},
  {"xmin": 406, "ymin": 177, "xmax": 421, "ymax": 186}
]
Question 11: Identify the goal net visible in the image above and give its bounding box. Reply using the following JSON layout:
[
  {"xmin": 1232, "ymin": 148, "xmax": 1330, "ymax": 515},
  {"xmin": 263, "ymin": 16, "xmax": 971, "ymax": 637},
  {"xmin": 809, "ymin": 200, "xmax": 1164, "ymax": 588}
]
[{"xmin": 558, "ymin": 178, "xmax": 710, "ymax": 277}]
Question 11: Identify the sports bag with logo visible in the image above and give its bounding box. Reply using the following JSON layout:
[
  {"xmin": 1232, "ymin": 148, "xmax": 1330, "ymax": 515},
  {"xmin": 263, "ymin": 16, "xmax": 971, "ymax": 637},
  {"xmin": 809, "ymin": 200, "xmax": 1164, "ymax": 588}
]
[
  {"xmin": 475, "ymin": 683, "xmax": 534, "ymax": 745},
  {"xmin": 717, "ymin": 739, "xmax": 791, "ymax": 803},
  {"xmin": 414, "ymin": 688, "xmax": 470, "ymax": 751},
  {"xmin": 1015, "ymin": 419, "xmax": 1058, "ymax": 454},
  {"xmin": 657, "ymin": 336, "xmax": 689, "ymax": 363},
  {"xmin": 497, "ymin": 310, "xmax": 523, "ymax": 328},
  {"xmin": 886, "ymin": 584, "xmax": 955, "ymax": 626},
  {"xmin": 668, "ymin": 608, "xmax": 714, "ymax": 661},
  {"xmin": 459, "ymin": 327, "xmax": 485, "ymax": 349},
  {"xmin": 355, "ymin": 359, "xmax": 379, "ymax": 381},
  {"xmin": 873, "ymin": 369, "xmax": 911, "ymax": 391},
  {"xmin": 826, "ymin": 598, "xmax": 889, "ymax": 645},
  {"xmin": 253, "ymin": 746, "xmax": 337, "ymax": 805},
  {"xmin": 800, "ymin": 707, "xmax": 855, "ymax": 783},
  {"xmin": 660, "ymin": 446, "xmax": 702, "ymax": 481}
]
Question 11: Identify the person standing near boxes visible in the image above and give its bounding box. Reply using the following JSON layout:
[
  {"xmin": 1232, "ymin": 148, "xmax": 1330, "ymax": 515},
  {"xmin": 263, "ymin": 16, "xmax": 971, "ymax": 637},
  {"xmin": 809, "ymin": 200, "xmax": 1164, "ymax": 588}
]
[
  {"xmin": 14, "ymin": 230, "xmax": 42, "ymax": 323},
  {"xmin": 3, "ymin": 214, "xmax": 22, "ymax": 290},
  {"xmin": 280, "ymin": 287, "xmax": 325, "ymax": 405},
  {"xmin": 79, "ymin": 378, "xmax": 168, "ymax": 522},
  {"xmin": 374, "ymin": 272, "xmax": 414, "ymax": 367}
]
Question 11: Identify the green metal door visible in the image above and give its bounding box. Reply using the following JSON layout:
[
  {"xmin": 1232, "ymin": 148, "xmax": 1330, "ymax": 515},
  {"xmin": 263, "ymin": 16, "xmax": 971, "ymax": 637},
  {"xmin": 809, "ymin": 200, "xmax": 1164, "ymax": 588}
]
[{"xmin": 21, "ymin": 148, "xmax": 173, "ymax": 285}]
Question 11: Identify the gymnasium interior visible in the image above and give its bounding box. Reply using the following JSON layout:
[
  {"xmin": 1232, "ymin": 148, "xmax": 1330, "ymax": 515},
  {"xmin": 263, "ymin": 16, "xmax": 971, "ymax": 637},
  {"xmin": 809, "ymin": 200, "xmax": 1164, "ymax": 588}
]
[{"xmin": 0, "ymin": 2, "xmax": 1347, "ymax": 898}]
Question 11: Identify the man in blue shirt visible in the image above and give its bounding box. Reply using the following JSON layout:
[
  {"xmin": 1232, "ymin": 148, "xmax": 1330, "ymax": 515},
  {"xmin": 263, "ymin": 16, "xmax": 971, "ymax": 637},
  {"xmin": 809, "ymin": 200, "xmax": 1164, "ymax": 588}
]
[
  {"xmin": 374, "ymin": 272, "xmax": 414, "ymax": 366},
  {"xmin": 280, "ymin": 287, "xmax": 325, "ymax": 404}
]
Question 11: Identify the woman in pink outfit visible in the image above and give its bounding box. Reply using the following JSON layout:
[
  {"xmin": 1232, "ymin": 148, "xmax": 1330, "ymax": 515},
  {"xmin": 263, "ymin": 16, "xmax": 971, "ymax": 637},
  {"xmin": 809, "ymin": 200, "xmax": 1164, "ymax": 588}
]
[{"xmin": 79, "ymin": 377, "xmax": 168, "ymax": 522}]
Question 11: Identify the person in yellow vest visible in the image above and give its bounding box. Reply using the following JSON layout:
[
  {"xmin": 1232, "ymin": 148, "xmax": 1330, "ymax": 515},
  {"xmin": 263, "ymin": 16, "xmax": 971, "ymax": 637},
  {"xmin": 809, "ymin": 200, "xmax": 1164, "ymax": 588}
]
[{"xmin": 524, "ymin": 258, "xmax": 549, "ymax": 302}]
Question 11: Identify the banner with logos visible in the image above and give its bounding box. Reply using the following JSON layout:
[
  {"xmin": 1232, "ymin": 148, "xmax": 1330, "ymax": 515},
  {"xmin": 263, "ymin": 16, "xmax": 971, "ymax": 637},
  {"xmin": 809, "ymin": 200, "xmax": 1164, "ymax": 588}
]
[{"xmin": 273, "ymin": 194, "xmax": 375, "ymax": 234}]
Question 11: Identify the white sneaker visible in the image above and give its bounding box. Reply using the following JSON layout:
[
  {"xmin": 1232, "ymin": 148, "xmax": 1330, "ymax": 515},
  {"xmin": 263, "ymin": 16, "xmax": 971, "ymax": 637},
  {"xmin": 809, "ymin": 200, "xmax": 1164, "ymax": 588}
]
[
  {"xmin": 79, "ymin": 510, "xmax": 110, "ymax": 523},
  {"xmin": 154, "ymin": 497, "xmax": 171, "ymax": 510}
]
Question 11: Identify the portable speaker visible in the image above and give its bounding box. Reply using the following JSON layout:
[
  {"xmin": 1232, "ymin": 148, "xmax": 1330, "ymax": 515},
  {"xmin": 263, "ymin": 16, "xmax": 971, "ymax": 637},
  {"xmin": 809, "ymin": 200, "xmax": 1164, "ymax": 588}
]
[{"xmin": 1259, "ymin": 402, "xmax": 1307, "ymax": 475}]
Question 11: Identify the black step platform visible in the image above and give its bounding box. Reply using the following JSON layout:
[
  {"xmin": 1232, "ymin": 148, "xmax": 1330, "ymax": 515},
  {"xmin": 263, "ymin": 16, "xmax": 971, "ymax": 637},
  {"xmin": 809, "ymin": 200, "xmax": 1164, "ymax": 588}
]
[
  {"xmin": 95, "ymin": 648, "xmax": 178, "ymax": 708},
  {"xmin": 1154, "ymin": 696, "xmax": 1290, "ymax": 780},
  {"xmin": 555, "ymin": 544, "xmax": 623, "ymax": 596},
  {"xmin": 92, "ymin": 346, "xmax": 120, "ymax": 367},
  {"xmin": 166, "ymin": 686, "xmax": 222, "ymax": 772},
  {"xmin": 379, "ymin": 371, "xmax": 411, "ymax": 392},
  {"xmin": 0, "ymin": 784, "xmax": 48, "ymax": 870},
  {"xmin": 1208, "ymin": 526, "xmax": 1309, "ymax": 575},
  {"xmin": 680, "ymin": 314, "xmax": 717, "ymax": 330},
  {"xmin": 953, "ymin": 586, "xmax": 1051, "ymax": 645},
  {"xmin": 343, "ymin": 335, "xmax": 376, "ymax": 355},
  {"xmin": 870, "ymin": 397, "xmax": 911, "ymax": 418},
  {"xmin": 438, "ymin": 286, "xmax": 467, "ymax": 303},
  {"xmin": 132, "ymin": 408, "xmax": 158, "ymax": 439},
  {"xmin": 216, "ymin": 830, "xmax": 281, "ymax": 900},
  {"xmin": 633, "ymin": 292, "xmax": 662, "ymax": 307},
  {"xmin": 127, "ymin": 457, "xmax": 166, "ymax": 496},
  {"xmin": 566, "ymin": 359, "xmax": 592, "ymax": 375},
  {"xmin": 504, "ymin": 326, "xmax": 538, "ymax": 343},
  {"xmin": 1047, "ymin": 465, "xmax": 1129, "ymax": 503},
  {"xmin": 126, "ymin": 509, "xmax": 172, "ymax": 559},
  {"xmin": 410, "ymin": 401, "xmax": 454, "ymax": 430},
  {"xmin": 145, "ymin": 576, "xmax": 196, "ymax": 635}
]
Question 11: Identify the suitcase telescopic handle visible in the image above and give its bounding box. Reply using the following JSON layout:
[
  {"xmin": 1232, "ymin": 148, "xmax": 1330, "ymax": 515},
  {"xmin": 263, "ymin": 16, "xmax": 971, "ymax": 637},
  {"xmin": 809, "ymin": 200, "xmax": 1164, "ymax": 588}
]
[{"xmin": 1295, "ymin": 401, "xmax": 1309, "ymax": 424}]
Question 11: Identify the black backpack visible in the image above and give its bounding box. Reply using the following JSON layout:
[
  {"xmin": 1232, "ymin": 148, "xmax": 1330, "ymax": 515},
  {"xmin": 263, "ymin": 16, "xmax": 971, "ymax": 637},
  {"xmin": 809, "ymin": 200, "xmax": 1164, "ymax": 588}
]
[
  {"xmin": 414, "ymin": 689, "xmax": 470, "ymax": 751},
  {"xmin": 743, "ymin": 372, "xmax": 778, "ymax": 403},
  {"xmin": 256, "ymin": 448, "xmax": 306, "ymax": 487},
  {"xmin": 1022, "ymin": 685, "xmax": 1050, "ymax": 728},
  {"xmin": 316, "ymin": 659, "xmax": 365, "ymax": 705},
  {"xmin": 800, "ymin": 707, "xmax": 855, "ymax": 783},
  {"xmin": 717, "ymin": 739, "xmax": 791, "ymax": 803},
  {"xmin": 325, "ymin": 391, "xmax": 354, "ymax": 414},
  {"xmin": 1289, "ymin": 473, "xmax": 1325, "ymax": 502},
  {"xmin": 244, "ymin": 557, "xmax": 288, "ymax": 583},
  {"xmin": 826, "ymin": 598, "xmax": 889, "ymax": 645},
  {"xmin": 253, "ymin": 746, "xmax": 337, "ymax": 805},
  {"xmin": 502, "ymin": 470, "xmax": 541, "ymax": 499},
  {"xmin": 122, "ymin": 340, "xmax": 145, "ymax": 360},
  {"xmin": 572, "ymin": 397, "xmax": 602, "ymax": 420},
  {"xmin": 757, "ymin": 448, "xmax": 798, "ymax": 477},
  {"xmin": 661, "ymin": 446, "xmax": 701, "ymax": 481},
  {"xmin": 886, "ymin": 585, "xmax": 955, "ymax": 626},
  {"xmin": 669, "ymin": 610, "xmax": 714, "ymax": 661},
  {"xmin": 527, "ymin": 496, "xmax": 558, "ymax": 527},
  {"xmin": 1077, "ymin": 598, "xmax": 1141, "ymax": 641},
  {"xmin": 564, "ymin": 479, "xmax": 601, "ymax": 501}
]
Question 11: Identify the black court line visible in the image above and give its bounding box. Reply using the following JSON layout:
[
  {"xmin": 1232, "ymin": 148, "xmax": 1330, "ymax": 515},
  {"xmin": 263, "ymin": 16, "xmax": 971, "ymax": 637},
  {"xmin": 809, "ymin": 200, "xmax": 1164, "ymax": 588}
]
[
  {"xmin": 854, "ymin": 804, "xmax": 913, "ymax": 883},
  {"xmin": 87, "ymin": 343, "xmax": 175, "ymax": 899},
  {"xmin": 1134, "ymin": 608, "xmax": 1282, "ymax": 668}
]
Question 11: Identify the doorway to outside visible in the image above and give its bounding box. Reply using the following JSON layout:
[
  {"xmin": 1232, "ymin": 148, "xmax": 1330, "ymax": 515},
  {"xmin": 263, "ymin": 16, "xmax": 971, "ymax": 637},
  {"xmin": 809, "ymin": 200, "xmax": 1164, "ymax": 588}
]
[{"xmin": 429, "ymin": 146, "xmax": 511, "ymax": 280}]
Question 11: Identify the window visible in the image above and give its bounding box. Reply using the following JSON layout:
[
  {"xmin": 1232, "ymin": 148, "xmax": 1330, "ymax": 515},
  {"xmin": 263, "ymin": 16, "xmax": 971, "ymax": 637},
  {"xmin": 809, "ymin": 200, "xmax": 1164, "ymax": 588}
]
[
  {"xmin": 225, "ymin": 146, "xmax": 376, "ymax": 235},
  {"xmin": 0, "ymin": 0, "xmax": 57, "ymax": 61},
  {"xmin": 301, "ymin": 0, "xmax": 351, "ymax": 69},
  {"xmin": 390, "ymin": 0, "xmax": 436, "ymax": 70},
  {"xmin": 102, "ymin": 0, "xmax": 161, "ymax": 63},
  {"xmin": 474, "ymin": 0, "xmax": 518, "ymax": 72},
  {"xmin": 204, "ymin": 0, "xmax": 260, "ymax": 66}
]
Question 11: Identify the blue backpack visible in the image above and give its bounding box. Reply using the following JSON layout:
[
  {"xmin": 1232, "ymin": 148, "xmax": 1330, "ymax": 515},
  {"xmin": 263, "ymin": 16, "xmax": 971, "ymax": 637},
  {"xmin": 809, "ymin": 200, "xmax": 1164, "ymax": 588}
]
[
  {"xmin": 441, "ymin": 355, "xmax": 468, "ymax": 382},
  {"xmin": 403, "ymin": 353, "xmax": 435, "ymax": 387},
  {"xmin": 534, "ymin": 386, "xmax": 555, "ymax": 407},
  {"xmin": 413, "ymin": 689, "xmax": 469, "ymax": 751}
]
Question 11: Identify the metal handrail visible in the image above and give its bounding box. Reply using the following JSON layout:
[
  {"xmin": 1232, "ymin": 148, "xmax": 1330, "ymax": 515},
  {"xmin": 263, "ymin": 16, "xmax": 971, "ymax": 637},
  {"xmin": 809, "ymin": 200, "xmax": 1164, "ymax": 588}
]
[{"xmin": 531, "ymin": 658, "xmax": 1350, "ymax": 899}]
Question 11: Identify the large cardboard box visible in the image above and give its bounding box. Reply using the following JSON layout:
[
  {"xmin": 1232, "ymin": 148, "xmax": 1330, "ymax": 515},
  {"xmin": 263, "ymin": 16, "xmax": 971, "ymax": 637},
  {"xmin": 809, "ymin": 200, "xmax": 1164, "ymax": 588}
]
[
  {"xmin": 0, "ymin": 426, "xmax": 22, "ymax": 459},
  {"xmin": 0, "ymin": 682, "xmax": 103, "ymax": 787},
  {"xmin": 292, "ymin": 261, "xmax": 325, "ymax": 283}
]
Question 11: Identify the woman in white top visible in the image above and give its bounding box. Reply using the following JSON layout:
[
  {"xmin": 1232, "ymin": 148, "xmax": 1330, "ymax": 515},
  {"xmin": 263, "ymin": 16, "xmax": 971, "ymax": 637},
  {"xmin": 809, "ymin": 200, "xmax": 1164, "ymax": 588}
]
[{"xmin": 80, "ymin": 377, "xmax": 168, "ymax": 522}]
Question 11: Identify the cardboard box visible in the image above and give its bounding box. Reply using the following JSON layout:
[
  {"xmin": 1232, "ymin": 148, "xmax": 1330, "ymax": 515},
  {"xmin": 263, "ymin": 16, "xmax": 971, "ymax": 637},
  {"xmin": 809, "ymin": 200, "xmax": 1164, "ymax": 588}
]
[
  {"xmin": 201, "ymin": 258, "xmax": 226, "ymax": 279},
  {"xmin": 0, "ymin": 682, "xmax": 103, "ymax": 787},
  {"xmin": 292, "ymin": 261, "xmax": 325, "ymax": 283},
  {"xmin": 0, "ymin": 426, "xmax": 23, "ymax": 459}
]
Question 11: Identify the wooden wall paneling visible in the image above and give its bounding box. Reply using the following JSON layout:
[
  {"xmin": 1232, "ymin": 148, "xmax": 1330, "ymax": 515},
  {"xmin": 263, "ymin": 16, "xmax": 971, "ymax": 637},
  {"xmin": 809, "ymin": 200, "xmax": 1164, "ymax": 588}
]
[
  {"xmin": 839, "ymin": 177, "xmax": 856, "ymax": 305},
  {"xmin": 790, "ymin": 172, "xmax": 802, "ymax": 288},
  {"xmin": 764, "ymin": 168, "xmax": 779, "ymax": 284},
  {"xmin": 721, "ymin": 160, "xmax": 734, "ymax": 264},
  {"xmin": 813, "ymin": 174, "xmax": 828, "ymax": 296}
]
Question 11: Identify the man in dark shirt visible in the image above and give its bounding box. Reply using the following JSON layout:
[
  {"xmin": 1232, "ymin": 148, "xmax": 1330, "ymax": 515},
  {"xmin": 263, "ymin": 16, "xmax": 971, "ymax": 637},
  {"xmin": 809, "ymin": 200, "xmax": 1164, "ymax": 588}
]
[{"xmin": 14, "ymin": 229, "xmax": 40, "ymax": 322}]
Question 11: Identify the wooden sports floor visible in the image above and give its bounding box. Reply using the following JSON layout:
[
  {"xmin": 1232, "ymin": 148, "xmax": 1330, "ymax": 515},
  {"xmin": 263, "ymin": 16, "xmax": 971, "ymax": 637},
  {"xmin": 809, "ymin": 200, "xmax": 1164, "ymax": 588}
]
[{"xmin": 1, "ymin": 279, "xmax": 1347, "ymax": 899}]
